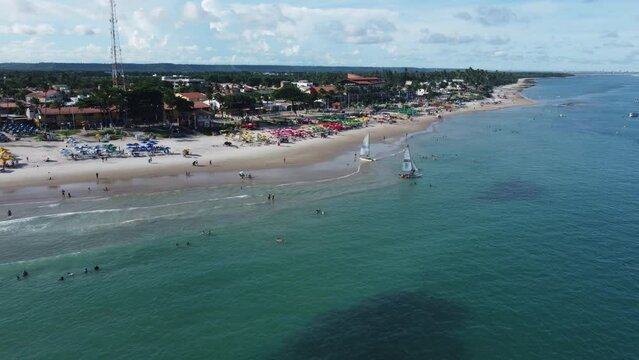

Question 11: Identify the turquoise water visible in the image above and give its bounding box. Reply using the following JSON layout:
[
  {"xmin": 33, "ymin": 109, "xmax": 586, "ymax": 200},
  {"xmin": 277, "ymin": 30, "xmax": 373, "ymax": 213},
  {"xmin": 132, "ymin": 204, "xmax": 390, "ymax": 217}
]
[{"xmin": 1, "ymin": 75, "xmax": 639, "ymax": 359}]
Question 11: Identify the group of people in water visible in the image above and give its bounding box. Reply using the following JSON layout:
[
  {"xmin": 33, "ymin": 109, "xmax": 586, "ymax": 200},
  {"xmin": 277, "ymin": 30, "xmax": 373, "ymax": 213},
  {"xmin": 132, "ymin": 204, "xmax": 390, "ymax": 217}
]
[
  {"xmin": 15, "ymin": 265, "xmax": 101, "ymax": 282},
  {"xmin": 59, "ymin": 265, "xmax": 100, "ymax": 281}
]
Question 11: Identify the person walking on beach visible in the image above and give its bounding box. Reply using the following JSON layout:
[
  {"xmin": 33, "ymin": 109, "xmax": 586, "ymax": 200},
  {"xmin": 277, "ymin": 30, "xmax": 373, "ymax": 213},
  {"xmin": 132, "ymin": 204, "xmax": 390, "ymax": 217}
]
[
  {"xmin": 7, "ymin": 209, "xmax": 11, "ymax": 217},
  {"xmin": 61, "ymin": 189, "xmax": 66, "ymax": 197},
  {"xmin": 283, "ymin": 157, "xmax": 286, "ymax": 164},
  {"xmin": 96, "ymin": 172, "xmax": 99, "ymax": 183}
]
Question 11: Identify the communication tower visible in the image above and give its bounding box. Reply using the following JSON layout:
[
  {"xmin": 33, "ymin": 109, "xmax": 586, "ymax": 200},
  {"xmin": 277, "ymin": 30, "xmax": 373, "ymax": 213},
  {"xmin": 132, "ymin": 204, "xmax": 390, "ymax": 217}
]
[{"xmin": 109, "ymin": 0, "xmax": 125, "ymax": 89}]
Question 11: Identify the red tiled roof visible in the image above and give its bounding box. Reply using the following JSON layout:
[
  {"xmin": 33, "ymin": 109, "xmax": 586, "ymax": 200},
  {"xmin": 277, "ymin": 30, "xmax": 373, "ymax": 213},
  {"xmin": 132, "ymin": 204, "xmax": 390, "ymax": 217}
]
[
  {"xmin": 342, "ymin": 73, "xmax": 384, "ymax": 86},
  {"xmin": 193, "ymin": 101, "xmax": 210, "ymax": 110},
  {"xmin": 39, "ymin": 106, "xmax": 102, "ymax": 115},
  {"xmin": 177, "ymin": 92, "xmax": 207, "ymax": 101},
  {"xmin": 310, "ymin": 85, "xmax": 337, "ymax": 94},
  {"xmin": 27, "ymin": 91, "xmax": 46, "ymax": 98}
]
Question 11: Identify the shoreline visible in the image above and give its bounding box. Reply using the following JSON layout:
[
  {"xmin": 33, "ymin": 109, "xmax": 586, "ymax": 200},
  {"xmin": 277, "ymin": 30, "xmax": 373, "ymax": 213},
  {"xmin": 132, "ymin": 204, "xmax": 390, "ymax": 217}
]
[{"xmin": 0, "ymin": 79, "xmax": 535, "ymax": 203}]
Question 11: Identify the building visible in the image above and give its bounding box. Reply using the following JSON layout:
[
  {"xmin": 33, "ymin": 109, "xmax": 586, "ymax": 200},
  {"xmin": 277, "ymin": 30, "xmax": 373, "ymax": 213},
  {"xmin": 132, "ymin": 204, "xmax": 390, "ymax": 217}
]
[
  {"xmin": 340, "ymin": 73, "xmax": 385, "ymax": 88},
  {"xmin": 161, "ymin": 75, "xmax": 206, "ymax": 89},
  {"xmin": 308, "ymin": 85, "xmax": 338, "ymax": 95},
  {"xmin": 293, "ymin": 80, "xmax": 313, "ymax": 92},
  {"xmin": 25, "ymin": 90, "xmax": 64, "ymax": 104},
  {"xmin": 0, "ymin": 102, "xmax": 18, "ymax": 115},
  {"xmin": 37, "ymin": 106, "xmax": 104, "ymax": 128},
  {"xmin": 176, "ymin": 92, "xmax": 208, "ymax": 102}
]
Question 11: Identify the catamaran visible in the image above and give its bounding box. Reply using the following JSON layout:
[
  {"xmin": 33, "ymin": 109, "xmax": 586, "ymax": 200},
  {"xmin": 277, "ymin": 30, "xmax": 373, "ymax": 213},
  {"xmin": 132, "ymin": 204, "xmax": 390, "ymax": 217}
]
[
  {"xmin": 359, "ymin": 133, "xmax": 375, "ymax": 161},
  {"xmin": 399, "ymin": 145, "xmax": 421, "ymax": 179}
]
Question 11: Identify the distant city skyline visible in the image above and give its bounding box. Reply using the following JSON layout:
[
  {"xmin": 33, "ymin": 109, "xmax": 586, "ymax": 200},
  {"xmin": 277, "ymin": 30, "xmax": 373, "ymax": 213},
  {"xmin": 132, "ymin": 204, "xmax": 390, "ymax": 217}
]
[{"xmin": 0, "ymin": 0, "xmax": 637, "ymax": 72}]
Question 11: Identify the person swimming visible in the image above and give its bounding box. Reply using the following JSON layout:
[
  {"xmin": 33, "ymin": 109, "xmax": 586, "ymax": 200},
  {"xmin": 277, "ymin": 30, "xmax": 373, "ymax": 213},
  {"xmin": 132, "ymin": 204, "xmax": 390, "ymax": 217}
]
[
  {"xmin": 275, "ymin": 237, "xmax": 286, "ymax": 244},
  {"xmin": 59, "ymin": 276, "xmax": 65, "ymax": 281},
  {"xmin": 84, "ymin": 268, "xmax": 88, "ymax": 274},
  {"xmin": 22, "ymin": 270, "xmax": 29, "ymax": 277},
  {"xmin": 94, "ymin": 265, "xmax": 100, "ymax": 271}
]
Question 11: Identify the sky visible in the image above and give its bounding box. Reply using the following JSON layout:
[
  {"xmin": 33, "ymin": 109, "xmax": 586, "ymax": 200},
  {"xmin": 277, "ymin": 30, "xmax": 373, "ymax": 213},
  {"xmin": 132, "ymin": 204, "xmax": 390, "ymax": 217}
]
[{"xmin": 0, "ymin": 0, "xmax": 637, "ymax": 71}]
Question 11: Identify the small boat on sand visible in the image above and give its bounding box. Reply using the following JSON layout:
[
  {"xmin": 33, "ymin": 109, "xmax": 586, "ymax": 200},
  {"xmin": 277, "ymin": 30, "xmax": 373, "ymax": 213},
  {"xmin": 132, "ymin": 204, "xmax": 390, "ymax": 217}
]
[{"xmin": 359, "ymin": 133, "xmax": 375, "ymax": 162}]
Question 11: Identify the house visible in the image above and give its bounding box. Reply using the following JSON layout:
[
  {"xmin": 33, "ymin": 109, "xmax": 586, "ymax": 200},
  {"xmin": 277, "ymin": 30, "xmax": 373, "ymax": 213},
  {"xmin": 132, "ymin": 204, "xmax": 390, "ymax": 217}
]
[
  {"xmin": 164, "ymin": 101, "xmax": 214, "ymax": 128},
  {"xmin": 25, "ymin": 90, "xmax": 63, "ymax": 104},
  {"xmin": 51, "ymin": 84, "xmax": 71, "ymax": 94},
  {"xmin": 176, "ymin": 92, "xmax": 208, "ymax": 102},
  {"xmin": 37, "ymin": 106, "xmax": 104, "ymax": 128}
]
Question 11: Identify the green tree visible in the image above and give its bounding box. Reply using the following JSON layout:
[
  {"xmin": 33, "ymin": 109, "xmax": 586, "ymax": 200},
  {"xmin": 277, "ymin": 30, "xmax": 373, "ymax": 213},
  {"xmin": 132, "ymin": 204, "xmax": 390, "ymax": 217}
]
[
  {"xmin": 77, "ymin": 87, "xmax": 126, "ymax": 127},
  {"xmin": 221, "ymin": 93, "xmax": 256, "ymax": 117},
  {"xmin": 125, "ymin": 89, "xmax": 164, "ymax": 125},
  {"xmin": 273, "ymin": 85, "xmax": 307, "ymax": 113}
]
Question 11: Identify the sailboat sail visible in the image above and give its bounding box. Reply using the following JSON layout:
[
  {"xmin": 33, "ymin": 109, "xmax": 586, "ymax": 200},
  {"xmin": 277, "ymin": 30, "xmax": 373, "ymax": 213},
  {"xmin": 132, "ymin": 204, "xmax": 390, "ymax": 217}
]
[
  {"xmin": 360, "ymin": 134, "xmax": 370, "ymax": 157},
  {"xmin": 411, "ymin": 160, "xmax": 419, "ymax": 172},
  {"xmin": 402, "ymin": 147, "xmax": 413, "ymax": 172}
]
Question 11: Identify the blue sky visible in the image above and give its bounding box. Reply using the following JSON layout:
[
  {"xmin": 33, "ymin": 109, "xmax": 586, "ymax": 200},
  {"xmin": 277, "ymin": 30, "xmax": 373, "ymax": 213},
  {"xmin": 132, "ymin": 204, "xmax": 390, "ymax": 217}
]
[{"xmin": 0, "ymin": 0, "xmax": 637, "ymax": 71}]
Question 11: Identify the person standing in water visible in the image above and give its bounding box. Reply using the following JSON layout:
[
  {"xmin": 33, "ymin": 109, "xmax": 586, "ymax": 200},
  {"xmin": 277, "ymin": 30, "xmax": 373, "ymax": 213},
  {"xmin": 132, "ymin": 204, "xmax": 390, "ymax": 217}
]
[{"xmin": 7, "ymin": 209, "xmax": 11, "ymax": 217}]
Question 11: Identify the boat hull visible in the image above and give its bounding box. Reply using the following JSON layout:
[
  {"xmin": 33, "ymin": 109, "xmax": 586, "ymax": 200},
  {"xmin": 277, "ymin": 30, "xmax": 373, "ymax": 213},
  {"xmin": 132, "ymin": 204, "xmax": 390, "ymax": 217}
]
[
  {"xmin": 359, "ymin": 157, "xmax": 375, "ymax": 162},
  {"xmin": 399, "ymin": 173, "xmax": 422, "ymax": 179}
]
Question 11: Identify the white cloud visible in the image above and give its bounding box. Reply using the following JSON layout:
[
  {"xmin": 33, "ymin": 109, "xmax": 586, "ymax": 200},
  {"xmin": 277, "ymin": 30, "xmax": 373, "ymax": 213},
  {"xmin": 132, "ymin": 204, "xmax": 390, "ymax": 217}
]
[
  {"xmin": 420, "ymin": 32, "xmax": 510, "ymax": 45},
  {"xmin": 281, "ymin": 45, "xmax": 300, "ymax": 57},
  {"xmin": 123, "ymin": 8, "xmax": 169, "ymax": 50},
  {"xmin": 183, "ymin": 2, "xmax": 201, "ymax": 20},
  {"xmin": 601, "ymin": 30, "xmax": 619, "ymax": 39},
  {"xmin": 177, "ymin": 45, "xmax": 199, "ymax": 52},
  {"xmin": 67, "ymin": 25, "xmax": 98, "ymax": 36},
  {"xmin": 456, "ymin": 6, "xmax": 521, "ymax": 26},
  {"xmin": 381, "ymin": 44, "xmax": 398, "ymax": 54},
  {"xmin": 321, "ymin": 20, "xmax": 396, "ymax": 45},
  {"xmin": 0, "ymin": 23, "xmax": 55, "ymax": 36}
]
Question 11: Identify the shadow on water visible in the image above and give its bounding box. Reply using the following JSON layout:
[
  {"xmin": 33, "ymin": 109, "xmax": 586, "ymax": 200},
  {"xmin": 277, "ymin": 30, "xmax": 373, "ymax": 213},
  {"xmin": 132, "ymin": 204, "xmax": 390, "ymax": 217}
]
[
  {"xmin": 267, "ymin": 290, "xmax": 466, "ymax": 360},
  {"xmin": 479, "ymin": 178, "xmax": 543, "ymax": 201}
]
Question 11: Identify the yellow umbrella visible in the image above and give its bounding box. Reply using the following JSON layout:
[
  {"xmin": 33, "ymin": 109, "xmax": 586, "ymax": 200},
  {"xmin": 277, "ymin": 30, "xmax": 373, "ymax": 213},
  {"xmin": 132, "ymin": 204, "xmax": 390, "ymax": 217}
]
[{"xmin": 1, "ymin": 152, "xmax": 14, "ymax": 163}]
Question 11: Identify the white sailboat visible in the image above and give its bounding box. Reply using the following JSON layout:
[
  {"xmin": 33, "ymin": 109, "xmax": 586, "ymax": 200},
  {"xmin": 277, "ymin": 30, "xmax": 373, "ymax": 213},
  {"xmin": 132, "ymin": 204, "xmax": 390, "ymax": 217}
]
[
  {"xmin": 359, "ymin": 133, "xmax": 375, "ymax": 161},
  {"xmin": 399, "ymin": 145, "xmax": 421, "ymax": 179}
]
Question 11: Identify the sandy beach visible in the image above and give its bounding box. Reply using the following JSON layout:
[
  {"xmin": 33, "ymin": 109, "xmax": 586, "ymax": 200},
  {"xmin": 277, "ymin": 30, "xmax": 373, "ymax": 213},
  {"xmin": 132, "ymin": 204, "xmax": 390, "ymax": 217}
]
[{"xmin": 0, "ymin": 79, "xmax": 534, "ymax": 200}]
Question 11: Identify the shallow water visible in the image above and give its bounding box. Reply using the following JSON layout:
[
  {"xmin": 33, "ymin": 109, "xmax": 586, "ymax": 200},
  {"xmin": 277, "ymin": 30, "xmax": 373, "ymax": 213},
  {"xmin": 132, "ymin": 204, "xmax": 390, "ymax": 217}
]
[{"xmin": 1, "ymin": 75, "xmax": 639, "ymax": 359}]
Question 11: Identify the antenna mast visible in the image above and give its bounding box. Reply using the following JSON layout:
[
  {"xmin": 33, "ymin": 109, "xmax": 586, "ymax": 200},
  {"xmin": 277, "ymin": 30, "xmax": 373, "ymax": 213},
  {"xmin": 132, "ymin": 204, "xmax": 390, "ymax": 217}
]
[{"xmin": 109, "ymin": 0, "xmax": 125, "ymax": 89}]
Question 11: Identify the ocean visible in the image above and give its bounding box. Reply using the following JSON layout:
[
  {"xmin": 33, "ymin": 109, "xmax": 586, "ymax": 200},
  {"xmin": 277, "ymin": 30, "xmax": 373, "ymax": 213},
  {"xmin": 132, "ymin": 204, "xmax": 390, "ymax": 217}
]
[{"xmin": 1, "ymin": 74, "xmax": 638, "ymax": 359}]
